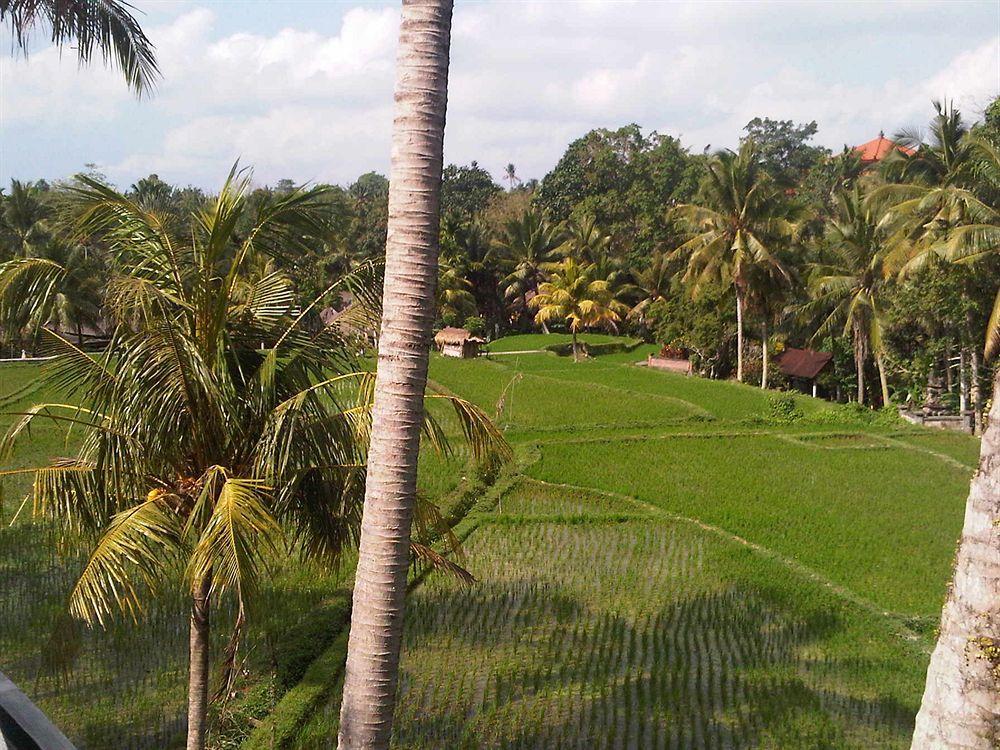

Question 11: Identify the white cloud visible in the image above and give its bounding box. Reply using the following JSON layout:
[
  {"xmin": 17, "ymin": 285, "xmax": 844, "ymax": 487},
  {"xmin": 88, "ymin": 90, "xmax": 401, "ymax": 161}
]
[{"xmin": 1, "ymin": 1, "xmax": 997, "ymax": 188}]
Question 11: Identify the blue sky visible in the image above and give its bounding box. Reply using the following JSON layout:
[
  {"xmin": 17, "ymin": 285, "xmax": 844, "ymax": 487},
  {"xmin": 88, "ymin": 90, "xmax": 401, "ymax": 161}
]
[{"xmin": 1, "ymin": 0, "xmax": 998, "ymax": 190}]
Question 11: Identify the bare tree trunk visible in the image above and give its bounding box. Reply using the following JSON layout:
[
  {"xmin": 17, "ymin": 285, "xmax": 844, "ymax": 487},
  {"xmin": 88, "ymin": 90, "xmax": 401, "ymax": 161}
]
[
  {"xmin": 854, "ymin": 327, "xmax": 866, "ymax": 406},
  {"xmin": 186, "ymin": 574, "xmax": 211, "ymax": 750},
  {"xmin": 960, "ymin": 349, "xmax": 969, "ymax": 414},
  {"xmin": 912, "ymin": 371, "xmax": 1000, "ymax": 749},
  {"xmin": 972, "ymin": 347, "xmax": 983, "ymax": 435},
  {"xmin": 338, "ymin": 3, "xmax": 453, "ymax": 748},
  {"xmin": 735, "ymin": 288, "xmax": 744, "ymax": 383},
  {"xmin": 571, "ymin": 328, "xmax": 579, "ymax": 363},
  {"xmin": 760, "ymin": 321, "xmax": 768, "ymax": 390},
  {"xmin": 875, "ymin": 350, "xmax": 890, "ymax": 409}
]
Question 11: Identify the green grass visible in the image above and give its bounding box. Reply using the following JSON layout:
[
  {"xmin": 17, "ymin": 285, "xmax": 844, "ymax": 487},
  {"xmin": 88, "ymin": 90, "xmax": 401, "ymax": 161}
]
[
  {"xmin": 0, "ymin": 361, "xmax": 469, "ymax": 749},
  {"xmin": 2, "ymin": 339, "xmax": 979, "ymax": 748},
  {"xmin": 294, "ymin": 480, "xmax": 928, "ymax": 749},
  {"xmin": 484, "ymin": 332, "xmax": 629, "ymax": 352}
]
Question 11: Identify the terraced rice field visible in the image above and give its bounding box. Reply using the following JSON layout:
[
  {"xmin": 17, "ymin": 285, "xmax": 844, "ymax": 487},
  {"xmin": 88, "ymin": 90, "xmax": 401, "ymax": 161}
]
[
  {"xmin": 1, "ymin": 335, "xmax": 980, "ymax": 747},
  {"xmin": 291, "ymin": 335, "xmax": 975, "ymax": 748}
]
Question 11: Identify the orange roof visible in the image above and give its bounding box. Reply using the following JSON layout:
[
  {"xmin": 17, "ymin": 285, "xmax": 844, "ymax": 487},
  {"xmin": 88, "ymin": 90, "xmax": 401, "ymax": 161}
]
[{"xmin": 852, "ymin": 132, "xmax": 916, "ymax": 164}]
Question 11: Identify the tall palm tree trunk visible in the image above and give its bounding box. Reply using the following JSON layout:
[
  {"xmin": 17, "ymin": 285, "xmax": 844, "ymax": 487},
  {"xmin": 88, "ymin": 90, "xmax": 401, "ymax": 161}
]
[
  {"xmin": 735, "ymin": 288, "xmax": 744, "ymax": 382},
  {"xmin": 972, "ymin": 347, "xmax": 983, "ymax": 435},
  {"xmin": 760, "ymin": 321, "xmax": 768, "ymax": 390},
  {"xmin": 338, "ymin": 2, "xmax": 453, "ymax": 748},
  {"xmin": 875, "ymin": 350, "xmax": 890, "ymax": 409},
  {"xmin": 853, "ymin": 321, "xmax": 866, "ymax": 406},
  {"xmin": 571, "ymin": 327, "xmax": 579, "ymax": 363},
  {"xmin": 186, "ymin": 574, "xmax": 212, "ymax": 750},
  {"xmin": 912, "ymin": 371, "xmax": 1000, "ymax": 748}
]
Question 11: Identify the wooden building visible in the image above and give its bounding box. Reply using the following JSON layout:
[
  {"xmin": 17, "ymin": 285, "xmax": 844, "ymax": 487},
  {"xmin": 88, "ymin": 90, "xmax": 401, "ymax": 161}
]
[
  {"xmin": 776, "ymin": 347, "xmax": 833, "ymax": 397},
  {"xmin": 434, "ymin": 327, "xmax": 485, "ymax": 358}
]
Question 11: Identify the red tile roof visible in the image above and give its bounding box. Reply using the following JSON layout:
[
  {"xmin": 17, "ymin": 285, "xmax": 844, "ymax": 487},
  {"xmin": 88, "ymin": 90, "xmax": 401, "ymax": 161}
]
[
  {"xmin": 852, "ymin": 132, "xmax": 916, "ymax": 164},
  {"xmin": 776, "ymin": 347, "xmax": 833, "ymax": 380}
]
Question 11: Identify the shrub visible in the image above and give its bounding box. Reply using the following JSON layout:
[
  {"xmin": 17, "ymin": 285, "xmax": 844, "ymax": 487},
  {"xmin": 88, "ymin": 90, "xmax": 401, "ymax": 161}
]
[
  {"xmin": 464, "ymin": 315, "xmax": 487, "ymax": 338},
  {"xmin": 765, "ymin": 392, "xmax": 803, "ymax": 423}
]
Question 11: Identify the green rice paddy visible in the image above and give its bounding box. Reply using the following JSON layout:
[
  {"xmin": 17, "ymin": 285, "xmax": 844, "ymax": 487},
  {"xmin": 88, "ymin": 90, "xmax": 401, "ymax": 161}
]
[{"xmin": 0, "ymin": 334, "xmax": 980, "ymax": 747}]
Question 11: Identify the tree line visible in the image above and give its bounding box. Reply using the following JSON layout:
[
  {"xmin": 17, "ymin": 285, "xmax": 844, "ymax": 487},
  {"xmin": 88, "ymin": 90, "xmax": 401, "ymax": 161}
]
[{"xmin": 5, "ymin": 101, "xmax": 999, "ymax": 419}]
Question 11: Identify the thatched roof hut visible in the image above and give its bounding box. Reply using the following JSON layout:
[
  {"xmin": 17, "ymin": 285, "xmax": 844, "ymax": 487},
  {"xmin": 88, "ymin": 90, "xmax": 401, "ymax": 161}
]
[{"xmin": 434, "ymin": 327, "xmax": 484, "ymax": 358}]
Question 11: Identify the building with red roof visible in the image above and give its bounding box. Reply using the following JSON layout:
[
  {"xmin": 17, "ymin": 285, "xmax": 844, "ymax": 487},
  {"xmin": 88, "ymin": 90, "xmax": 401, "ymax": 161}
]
[{"xmin": 852, "ymin": 131, "xmax": 916, "ymax": 166}]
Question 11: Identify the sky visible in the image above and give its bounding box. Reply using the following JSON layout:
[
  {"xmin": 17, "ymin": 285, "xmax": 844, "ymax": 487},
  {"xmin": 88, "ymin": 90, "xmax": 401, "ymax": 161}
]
[{"xmin": 1, "ymin": 0, "xmax": 998, "ymax": 190}]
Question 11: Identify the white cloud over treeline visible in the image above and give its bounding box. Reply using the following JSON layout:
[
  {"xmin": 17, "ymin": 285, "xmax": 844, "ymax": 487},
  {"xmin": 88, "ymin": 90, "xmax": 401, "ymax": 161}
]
[{"xmin": 1, "ymin": 1, "xmax": 997, "ymax": 188}]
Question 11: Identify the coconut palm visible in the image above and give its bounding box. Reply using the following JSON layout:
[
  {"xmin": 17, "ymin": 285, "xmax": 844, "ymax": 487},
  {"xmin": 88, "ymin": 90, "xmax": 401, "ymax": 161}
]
[
  {"xmin": 504, "ymin": 163, "xmax": 520, "ymax": 190},
  {"xmin": 1, "ymin": 0, "xmax": 159, "ymax": 94},
  {"xmin": 436, "ymin": 255, "xmax": 477, "ymax": 325},
  {"xmin": 804, "ymin": 189, "xmax": 892, "ymax": 406},
  {"xmin": 529, "ymin": 258, "xmax": 628, "ymax": 362},
  {"xmin": 874, "ymin": 101, "xmax": 988, "ymax": 275},
  {"xmin": 0, "ymin": 179, "xmax": 50, "ymax": 259},
  {"xmin": 670, "ymin": 142, "xmax": 798, "ymax": 382},
  {"xmin": 497, "ymin": 209, "xmax": 561, "ymax": 327},
  {"xmin": 940, "ymin": 135, "xmax": 1000, "ymax": 356},
  {"xmin": 627, "ymin": 249, "xmax": 672, "ymax": 324},
  {"xmin": 338, "ymin": 3, "xmax": 463, "ymax": 749},
  {"xmin": 0, "ymin": 168, "xmax": 502, "ymax": 750},
  {"xmin": 911, "ymin": 131, "xmax": 1000, "ymax": 749}
]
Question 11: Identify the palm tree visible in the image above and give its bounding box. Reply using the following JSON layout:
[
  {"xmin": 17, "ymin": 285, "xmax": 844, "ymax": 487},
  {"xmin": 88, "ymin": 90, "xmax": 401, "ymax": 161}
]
[
  {"xmin": 1, "ymin": 0, "xmax": 159, "ymax": 94},
  {"xmin": 0, "ymin": 169, "xmax": 502, "ymax": 750},
  {"xmin": 0, "ymin": 179, "xmax": 50, "ymax": 259},
  {"xmin": 338, "ymin": 3, "xmax": 459, "ymax": 749},
  {"xmin": 436, "ymin": 254, "xmax": 477, "ymax": 325},
  {"xmin": 874, "ymin": 101, "xmax": 985, "ymax": 275},
  {"xmin": 627, "ymin": 249, "xmax": 672, "ymax": 324},
  {"xmin": 671, "ymin": 142, "xmax": 797, "ymax": 382},
  {"xmin": 529, "ymin": 258, "xmax": 628, "ymax": 362},
  {"xmin": 805, "ymin": 189, "xmax": 892, "ymax": 406},
  {"xmin": 911, "ymin": 129, "xmax": 1000, "ymax": 749},
  {"xmin": 504, "ymin": 163, "xmax": 520, "ymax": 190},
  {"xmin": 496, "ymin": 209, "xmax": 561, "ymax": 328}
]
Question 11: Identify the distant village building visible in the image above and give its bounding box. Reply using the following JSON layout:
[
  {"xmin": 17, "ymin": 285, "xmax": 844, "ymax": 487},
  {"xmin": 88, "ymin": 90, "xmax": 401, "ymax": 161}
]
[
  {"xmin": 434, "ymin": 327, "xmax": 484, "ymax": 358},
  {"xmin": 775, "ymin": 347, "xmax": 833, "ymax": 397},
  {"xmin": 851, "ymin": 132, "xmax": 916, "ymax": 167}
]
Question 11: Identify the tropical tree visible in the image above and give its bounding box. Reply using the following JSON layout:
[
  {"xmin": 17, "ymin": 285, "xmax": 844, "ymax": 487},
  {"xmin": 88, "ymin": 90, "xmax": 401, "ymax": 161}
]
[
  {"xmin": 0, "ymin": 237, "xmax": 102, "ymax": 345},
  {"xmin": 805, "ymin": 189, "xmax": 893, "ymax": 406},
  {"xmin": 529, "ymin": 258, "xmax": 628, "ymax": 362},
  {"xmin": 911, "ymin": 122, "xmax": 1000, "ymax": 749},
  {"xmin": 875, "ymin": 101, "xmax": 984, "ymax": 274},
  {"xmin": 0, "ymin": 0, "xmax": 159, "ymax": 94},
  {"xmin": 338, "ymin": 3, "xmax": 460, "ymax": 749},
  {"xmin": 504, "ymin": 163, "xmax": 520, "ymax": 190},
  {"xmin": 436, "ymin": 255, "xmax": 477, "ymax": 325},
  {"xmin": 496, "ymin": 209, "xmax": 561, "ymax": 328},
  {"xmin": 626, "ymin": 249, "xmax": 672, "ymax": 325},
  {"xmin": 0, "ymin": 179, "xmax": 50, "ymax": 259},
  {"xmin": 0, "ymin": 169, "xmax": 501, "ymax": 750},
  {"xmin": 670, "ymin": 142, "xmax": 797, "ymax": 382}
]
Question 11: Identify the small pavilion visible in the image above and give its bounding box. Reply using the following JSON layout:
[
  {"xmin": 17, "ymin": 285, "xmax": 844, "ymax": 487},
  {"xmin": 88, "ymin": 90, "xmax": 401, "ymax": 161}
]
[
  {"xmin": 776, "ymin": 347, "xmax": 833, "ymax": 397},
  {"xmin": 434, "ymin": 327, "xmax": 485, "ymax": 358}
]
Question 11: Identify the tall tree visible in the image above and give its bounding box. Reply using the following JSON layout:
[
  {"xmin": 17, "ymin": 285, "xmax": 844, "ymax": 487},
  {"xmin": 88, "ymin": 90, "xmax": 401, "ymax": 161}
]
[
  {"xmin": 911, "ymin": 120, "xmax": 1000, "ymax": 749},
  {"xmin": 497, "ymin": 209, "xmax": 561, "ymax": 328},
  {"xmin": 0, "ymin": 171, "xmax": 384, "ymax": 750},
  {"xmin": 0, "ymin": 0, "xmax": 159, "ymax": 94},
  {"xmin": 338, "ymin": 2, "xmax": 456, "ymax": 747},
  {"xmin": 529, "ymin": 258, "xmax": 628, "ymax": 362},
  {"xmin": 671, "ymin": 142, "xmax": 797, "ymax": 382},
  {"xmin": 805, "ymin": 189, "xmax": 894, "ymax": 406}
]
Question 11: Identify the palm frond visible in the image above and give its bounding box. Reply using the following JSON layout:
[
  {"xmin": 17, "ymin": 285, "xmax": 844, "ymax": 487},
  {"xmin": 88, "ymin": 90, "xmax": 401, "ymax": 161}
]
[{"xmin": 68, "ymin": 496, "xmax": 183, "ymax": 627}]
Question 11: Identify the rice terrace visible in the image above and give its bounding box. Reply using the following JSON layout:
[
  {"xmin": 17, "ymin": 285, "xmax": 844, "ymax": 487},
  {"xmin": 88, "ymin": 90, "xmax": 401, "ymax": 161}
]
[
  {"xmin": 0, "ymin": 335, "xmax": 980, "ymax": 747},
  {"xmin": 2, "ymin": 0, "xmax": 1000, "ymax": 749}
]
